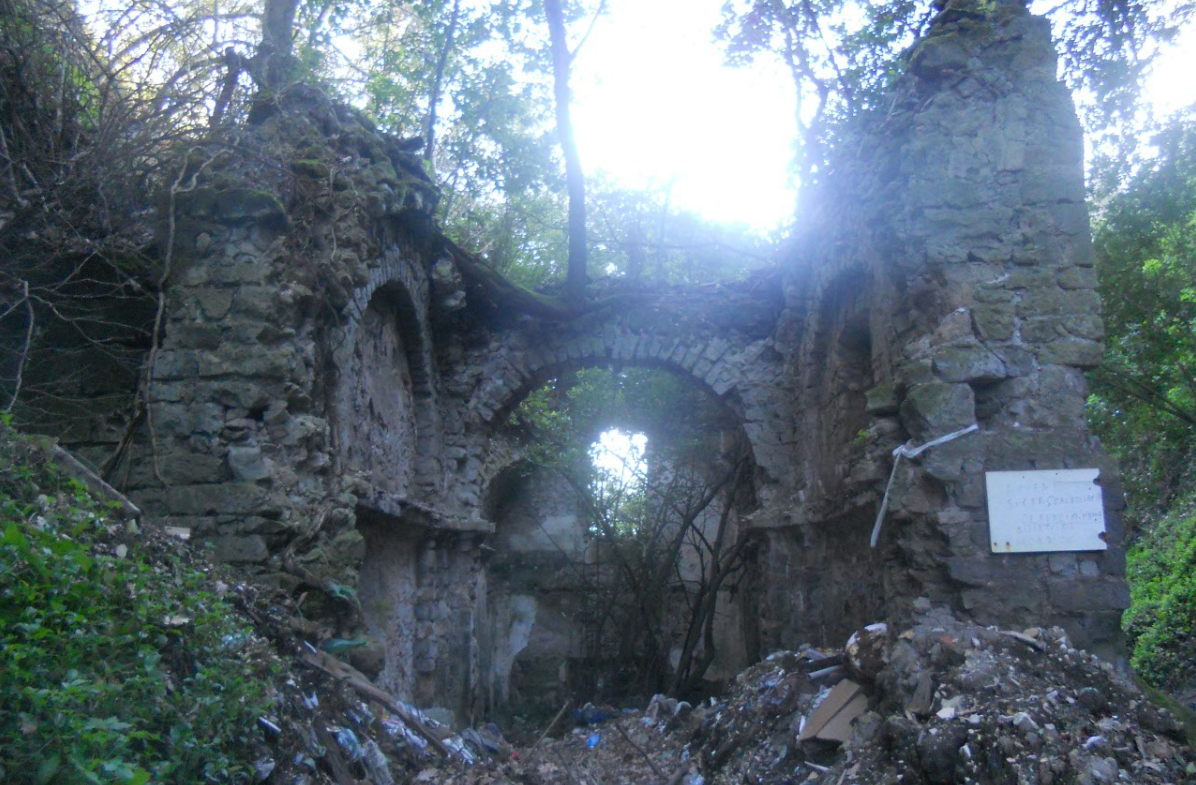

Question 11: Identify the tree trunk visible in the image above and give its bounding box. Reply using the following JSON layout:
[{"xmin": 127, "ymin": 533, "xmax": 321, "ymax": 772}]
[
  {"xmin": 258, "ymin": 0, "xmax": 299, "ymax": 88},
  {"xmin": 425, "ymin": 0, "xmax": 462, "ymax": 164},
  {"xmin": 544, "ymin": 0, "xmax": 588, "ymax": 308}
]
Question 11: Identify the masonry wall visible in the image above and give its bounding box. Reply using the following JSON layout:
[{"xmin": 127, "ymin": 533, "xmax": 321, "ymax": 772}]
[
  {"xmin": 775, "ymin": 0, "xmax": 1127, "ymax": 659},
  {"xmin": 14, "ymin": 0, "xmax": 1131, "ymax": 722}
]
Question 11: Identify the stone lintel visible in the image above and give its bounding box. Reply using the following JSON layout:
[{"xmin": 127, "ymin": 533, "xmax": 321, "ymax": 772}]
[{"xmin": 356, "ymin": 488, "xmax": 494, "ymax": 534}]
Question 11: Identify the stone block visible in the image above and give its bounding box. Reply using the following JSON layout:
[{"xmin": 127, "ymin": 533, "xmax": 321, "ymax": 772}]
[
  {"xmin": 234, "ymin": 286, "xmax": 282, "ymax": 319},
  {"xmin": 1020, "ymin": 317, "xmax": 1066, "ymax": 343},
  {"xmin": 1056, "ymin": 265, "xmax": 1097, "ymax": 290},
  {"xmin": 990, "ymin": 345, "xmax": 1037, "ymax": 377},
  {"xmin": 613, "ymin": 333, "xmax": 637, "ymax": 360},
  {"xmin": 1047, "ymin": 552, "xmax": 1078, "ymax": 576},
  {"xmin": 1036, "ymin": 338, "xmax": 1103, "ymax": 368},
  {"xmin": 1061, "ymin": 314, "xmax": 1104, "ymax": 341},
  {"xmin": 153, "ymin": 402, "xmax": 224, "ymax": 435},
  {"xmin": 1017, "ymin": 288, "xmax": 1101, "ymax": 317},
  {"xmin": 1051, "ymin": 201, "xmax": 1092, "ymax": 238},
  {"xmin": 933, "ymin": 346, "xmax": 1007, "ymax": 383},
  {"xmin": 1047, "ymin": 579, "xmax": 1130, "ymax": 612},
  {"xmin": 900, "ymin": 382, "xmax": 975, "ymax": 440},
  {"xmin": 1003, "ymin": 268, "xmax": 1055, "ymax": 290},
  {"xmin": 865, "ymin": 383, "xmax": 899, "ymax": 415},
  {"xmin": 128, "ymin": 451, "xmax": 226, "ymax": 487},
  {"xmin": 176, "ymin": 322, "xmax": 224, "ymax": 350},
  {"xmin": 711, "ymin": 375, "xmax": 736, "ymax": 396},
  {"xmin": 228, "ymin": 444, "xmax": 270, "ymax": 481},
  {"xmin": 946, "ymin": 556, "xmax": 996, "ymax": 587},
  {"xmin": 153, "ymin": 350, "xmax": 199, "ymax": 380},
  {"xmin": 210, "ymin": 534, "xmax": 269, "ymax": 563},
  {"xmin": 192, "ymin": 287, "xmax": 235, "ymax": 319},
  {"xmin": 160, "ymin": 482, "xmax": 274, "ymax": 516},
  {"xmin": 971, "ymin": 304, "xmax": 1015, "ymax": 342}
]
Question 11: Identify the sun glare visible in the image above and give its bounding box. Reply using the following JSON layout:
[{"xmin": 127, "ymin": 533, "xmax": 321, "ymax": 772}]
[
  {"xmin": 572, "ymin": 0, "xmax": 798, "ymax": 231},
  {"xmin": 590, "ymin": 428, "xmax": 648, "ymax": 486}
]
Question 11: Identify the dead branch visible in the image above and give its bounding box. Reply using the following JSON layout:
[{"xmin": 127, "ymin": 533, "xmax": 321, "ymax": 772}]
[{"xmin": 300, "ymin": 648, "xmax": 457, "ymax": 760}]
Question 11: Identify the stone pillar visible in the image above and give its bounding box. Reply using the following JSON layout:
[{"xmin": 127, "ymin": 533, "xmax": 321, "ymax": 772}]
[{"xmin": 792, "ymin": 0, "xmax": 1127, "ymax": 659}]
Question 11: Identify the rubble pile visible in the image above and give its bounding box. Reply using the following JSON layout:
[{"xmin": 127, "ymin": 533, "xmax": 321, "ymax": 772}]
[
  {"xmin": 242, "ymin": 599, "xmax": 1196, "ymax": 785},
  {"xmin": 679, "ymin": 607, "xmax": 1196, "ymax": 785}
]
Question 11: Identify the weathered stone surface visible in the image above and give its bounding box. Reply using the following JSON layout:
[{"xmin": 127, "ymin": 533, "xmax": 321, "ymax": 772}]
[
  {"xmin": 933, "ymin": 346, "xmax": 1007, "ymax": 383},
  {"xmin": 901, "ymin": 382, "xmax": 976, "ymax": 439},
  {"xmin": 211, "ymin": 534, "xmax": 269, "ymax": 563},
  {"xmin": 1048, "ymin": 580, "xmax": 1132, "ymax": 612},
  {"xmin": 228, "ymin": 444, "xmax": 270, "ymax": 481}
]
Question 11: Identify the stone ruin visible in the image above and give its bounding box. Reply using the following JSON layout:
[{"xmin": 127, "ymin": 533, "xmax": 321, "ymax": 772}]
[{"xmin": 23, "ymin": 0, "xmax": 1129, "ymax": 725}]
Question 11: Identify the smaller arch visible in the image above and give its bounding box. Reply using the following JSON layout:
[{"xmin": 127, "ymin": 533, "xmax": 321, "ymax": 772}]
[{"xmin": 332, "ymin": 256, "xmax": 443, "ymax": 502}]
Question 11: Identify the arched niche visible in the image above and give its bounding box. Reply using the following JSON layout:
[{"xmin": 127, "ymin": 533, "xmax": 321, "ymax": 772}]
[
  {"xmin": 333, "ymin": 280, "xmax": 436, "ymax": 498},
  {"xmin": 478, "ymin": 462, "xmax": 587, "ymax": 720}
]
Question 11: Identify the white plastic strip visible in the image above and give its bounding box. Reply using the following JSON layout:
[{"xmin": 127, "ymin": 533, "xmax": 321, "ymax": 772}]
[{"xmin": 869, "ymin": 423, "xmax": 980, "ymax": 548}]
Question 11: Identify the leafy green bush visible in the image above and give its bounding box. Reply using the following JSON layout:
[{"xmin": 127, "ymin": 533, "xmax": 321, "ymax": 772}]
[
  {"xmin": 0, "ymin": 425, "xmax": 277, "ymax": 783},
  {"xmin": 1123, "ymin": 494, "xmax": 1196, "ymax": 695}
]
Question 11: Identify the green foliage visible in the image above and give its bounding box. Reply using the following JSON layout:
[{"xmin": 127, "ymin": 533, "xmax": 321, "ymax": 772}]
[
  {"xmin": 1089, "ymin": 113, "xmax": 1196, "ymax": 504},
  {"xmin": 1123, "ymin": 494, "xmax": 1196, "ymax": 693},
  {"xmin": 716, "ymin": 0, "xmax": 1194, "ymax": 181},
  {"xmin": 0, "ymin": 426, "xmax": 277, "ymax": 784},
  {"xmin": 1089, "ymin": 112, "xmax": 1196, "ymax": 699},
  {"xmin": 514, "ymin": 367, "xmax": 721, "ymax": 471}
]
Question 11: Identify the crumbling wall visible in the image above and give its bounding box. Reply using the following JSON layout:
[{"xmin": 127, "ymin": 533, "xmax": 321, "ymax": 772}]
[
  {"xmin": 18, "ymin": 0, "xmax": 1132, "ymax": 720},
  {"xmin": 771, "ymin": 0, "xmax": 1127, "ymax": 659},
  {"xmin": 481, "ymin": 464, "xmax": 587, "ymax": 719}
]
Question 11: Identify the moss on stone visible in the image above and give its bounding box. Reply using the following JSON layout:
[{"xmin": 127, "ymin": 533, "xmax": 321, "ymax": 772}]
[{"xmin": 291, "ymin": 158, "xmax": 330, "ymax": 180}]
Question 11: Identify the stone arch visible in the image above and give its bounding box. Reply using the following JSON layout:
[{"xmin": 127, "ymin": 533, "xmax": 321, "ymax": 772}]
[
  {"xmin": 333, "ymin": 253, "xmax": 443, "ymax": 500},
  {"xmin": 468, "ymin": 357, "xmax": 769, "ymax": 710},
  {"xmin": 454, "ymin": 320, "xmax": 793, "ymax": 508},
  {"xmin": 800, "ymin": 266, "xmax": 877, "ymax": 511}
]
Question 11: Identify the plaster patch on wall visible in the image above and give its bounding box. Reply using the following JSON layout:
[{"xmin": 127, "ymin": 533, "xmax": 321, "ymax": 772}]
[{"xmin": 492, "ymin": 594, "xmax": 537, "ymax": 703}]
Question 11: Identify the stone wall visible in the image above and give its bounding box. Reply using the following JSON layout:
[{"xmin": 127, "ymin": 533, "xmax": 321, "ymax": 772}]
[
  {"xmin": 19, "ymin": 0, "xmax": 1130, "ymax": 722},
  {"xmin": 774, "ymin": 0, "xmax": 1126, "ymax": 658},
  {"xmin": 481, "ymin": 465, "xmax": 587, "ymax": 719}
]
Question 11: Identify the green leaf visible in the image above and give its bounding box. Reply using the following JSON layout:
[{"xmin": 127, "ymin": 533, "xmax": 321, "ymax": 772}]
[{"xmin": 34, "ymin": 756, "xmax": 60, "ymax": 785}]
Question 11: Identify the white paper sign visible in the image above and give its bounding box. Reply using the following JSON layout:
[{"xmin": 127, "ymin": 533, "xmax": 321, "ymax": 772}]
[{"xmin": 985, "ymin": 469, "xmax": 1106, "ymax": 553}]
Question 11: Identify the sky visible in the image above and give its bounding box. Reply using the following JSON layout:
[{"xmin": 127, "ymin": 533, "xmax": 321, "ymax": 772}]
[
  {"xmin": 571, "ymin": 0, "xmax": 797, "ymax": 232},
  {"xmin": 568, "ymin": 0, "xmax": 1196, "ymax": 232}
]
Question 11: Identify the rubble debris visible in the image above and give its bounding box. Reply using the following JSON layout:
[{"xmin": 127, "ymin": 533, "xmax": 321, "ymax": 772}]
[
  {"xmin": 844, "ymin": 622, "xmax": 888, "ymax": 681},
  {"xmin": 797, "ymin": 680, "xmax": 867, "ymax": 743},
  {"xmin": 231, "ymin": 579, "xmax": 1194, "ymax": 785}
]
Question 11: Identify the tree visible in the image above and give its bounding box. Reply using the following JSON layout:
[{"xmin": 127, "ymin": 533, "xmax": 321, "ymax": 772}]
[
  {"xmin": 514, "ymin": 368, "xmax": 757, "ymax": 697},
  {"xmin": 544, "ymin": 0, "xmax": 603, "ymax": 307},
  {"xmin": 1086, "ymin": 111, "xmax": 1196, "ymax": 702},
  {"xmin": 1089, "ymin": 113, "xmax": 1196, "ymax": 502},
  {"xmin": 716, "ymin": 0, "xmax": 1196, "ymax": 185}
]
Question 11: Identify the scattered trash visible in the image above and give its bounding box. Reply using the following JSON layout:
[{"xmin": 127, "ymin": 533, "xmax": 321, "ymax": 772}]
[
  {"xmin": 253, "ymin": 757, "xmax": 275, "ymax": 782},
  {"xmin": 331, "ymin": 726, "xmax": 362, "ymax": 761},
  {"xmin": 797, "ymin": 679, "xmax": 866, "ymax": 743},
  {"xmin": 575, "ymin": 702, "xmax": 613, "ymax": 725},
  {"xmin": 320, "ymin": 637, "xmax": 368, "ymax": 654},
  {"xmin": 586, "ymin": 732, "xmax": 602, "ymax": 748}
]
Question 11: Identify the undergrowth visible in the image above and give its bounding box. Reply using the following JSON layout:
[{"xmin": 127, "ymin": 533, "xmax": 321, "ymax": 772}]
[
  {"xmin": 1123, "ymin": 489, "xmax": 1196, "ymax": 699},
  {"xmin": 0, "ymin": 422, "xmax": 278, "ymax": 784}
]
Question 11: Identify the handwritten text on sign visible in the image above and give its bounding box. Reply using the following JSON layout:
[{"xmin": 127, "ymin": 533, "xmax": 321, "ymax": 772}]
[{"xmin": 985, "ymin": 469, "xmax": 1106, "ymax": 553}]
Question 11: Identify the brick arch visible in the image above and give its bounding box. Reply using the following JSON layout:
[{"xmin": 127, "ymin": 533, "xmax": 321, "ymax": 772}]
[
  {"xmin": 451, "ymin": 315, "xmax": 794, "ymax": 508},
  {"xmin": 334, "ymin": 250, "xmax": 444, "ymax": 498},
  {"xmin": 470, "ymin": 329, "xmax": 749, "ymax": 424}
]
